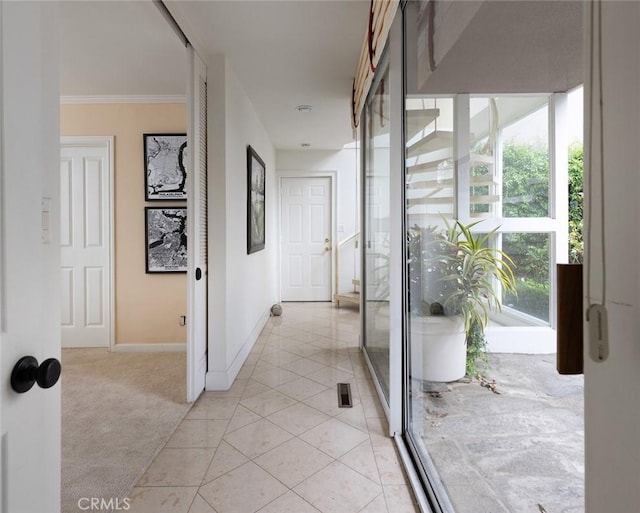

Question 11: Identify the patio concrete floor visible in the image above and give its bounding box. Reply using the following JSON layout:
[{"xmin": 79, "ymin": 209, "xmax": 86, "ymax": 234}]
[{"xmin": 414, "ymin": 353, "xmax": 584, "ymax": 513}]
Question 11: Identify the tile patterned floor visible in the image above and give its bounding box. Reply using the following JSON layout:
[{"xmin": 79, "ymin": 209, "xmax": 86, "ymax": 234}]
[{"xmin": 127, "ymin": 302, "xmax": 418, "ymax": 513}]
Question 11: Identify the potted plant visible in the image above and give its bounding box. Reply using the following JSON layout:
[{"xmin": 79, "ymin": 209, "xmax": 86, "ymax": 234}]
[{"xmin": 408, "ymin": 219, "xmax": 516, "ymax": 381}]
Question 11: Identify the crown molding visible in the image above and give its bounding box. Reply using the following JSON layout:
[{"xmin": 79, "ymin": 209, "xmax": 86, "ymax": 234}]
[{"xmin": 60, "ymin": 95, "xmax": 186, "ymax": 105}]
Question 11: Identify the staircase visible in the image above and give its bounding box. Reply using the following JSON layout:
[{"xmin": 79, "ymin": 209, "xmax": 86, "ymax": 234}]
[
  {"xmin": 333, "ymin": 233, "xmax": 360, "ymax": 309},
  {"xmin": 334, "ymin": 279, "xmax": 360, "ymax": 308},
  {"xmin": 406, "ymin": 100, "xmax": 500, "ymax": 217}
]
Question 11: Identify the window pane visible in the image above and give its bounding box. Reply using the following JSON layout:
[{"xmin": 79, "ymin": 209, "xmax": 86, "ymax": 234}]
[
  {"xmin": 470, "ymin": 97, "xmax": 496, "ymax": 217},
  {"xmin": 502, "ymin": 232, "xmax": 550, "ymax": 322},
  {"xmin": 501, "ymin": 100, "xmax": 550, "ymax": 218},
  {"xmin": 469, "ymin": 97, "xmax": 550, "ymax": 218},
  {"xmin": 406, "ymin": 97, "xmax": 455, "ymax": 217},
  {"xmin": 405, "ymin": 96, "xmax": 460, "ymax": 497}
]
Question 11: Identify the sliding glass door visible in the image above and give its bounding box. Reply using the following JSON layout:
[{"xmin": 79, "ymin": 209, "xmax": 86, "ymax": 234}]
[
  {"xmin": 362, "ymin": 57, "xmax": 391, "ymax": 402},
  {"xmin": 404, "ymin": 92, "xmax": 561, "ymax": 511},
  {"xmin": 356, "ymin": 4, "xmax": 579, "ymax": 511}
]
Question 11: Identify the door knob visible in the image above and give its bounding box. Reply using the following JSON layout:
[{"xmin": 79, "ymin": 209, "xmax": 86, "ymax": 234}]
[{"xmin": 11, "ymin": 356, "xmax": 61, "ymax": 394}]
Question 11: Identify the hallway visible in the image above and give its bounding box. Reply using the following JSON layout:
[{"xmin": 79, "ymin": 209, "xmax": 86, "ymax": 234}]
[{"xmin": 127, "ymin": 302, "xmax": 418, "ymax": 513}]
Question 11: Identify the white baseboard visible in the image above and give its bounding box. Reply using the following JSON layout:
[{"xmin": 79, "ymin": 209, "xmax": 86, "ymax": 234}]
[
  {"xmin": 62, "ymin": 341, "xmax": 109, "ymax": 349},
  {"xmin": 60, "ymin": 94, "xmax": 186, "ymax": 104},
  {"xmin": 205, "ymin": 307, "xmax": 271, "ymax": 391},
  {"xmin": 111, "ymin": 343, "xmax": 186, "ymax": 353},
  {"xmin": 205, "ymin": 371, "xmax": 232, "ymax": 390}
]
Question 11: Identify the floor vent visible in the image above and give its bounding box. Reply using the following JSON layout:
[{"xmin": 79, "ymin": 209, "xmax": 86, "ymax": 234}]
[{"xmin": 337, "ymin": 383, "xmax": 353, "ymax": 408}]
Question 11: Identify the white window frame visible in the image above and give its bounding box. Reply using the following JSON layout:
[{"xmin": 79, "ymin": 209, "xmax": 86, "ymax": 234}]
[{"xmin": 454, "ymin": 93, "xmax": 569, "ymax": 353}]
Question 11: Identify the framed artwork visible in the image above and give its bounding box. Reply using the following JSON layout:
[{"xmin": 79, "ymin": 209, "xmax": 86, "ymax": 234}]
[
  {"xmin": 145, "ymin": 207, "xmax": 187, "ymax": 273},
  {"xmin": 144, "ymin": 133, "xmax": 188, "ymax": 200},
  {"xmin": 247, "ymin": 145, "xmax": 266, "ymax": 254}
]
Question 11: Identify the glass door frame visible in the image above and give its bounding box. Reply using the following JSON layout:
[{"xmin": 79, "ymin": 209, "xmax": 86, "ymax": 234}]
[{"xmin": 359, "ymin": 10, "xmax": 404, "ymax": 437}]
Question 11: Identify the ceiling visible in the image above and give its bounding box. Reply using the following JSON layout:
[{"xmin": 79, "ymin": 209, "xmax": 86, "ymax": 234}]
[
  {"xmin": 59, "ymin": 1, "xmax": 187, "ymax": 97},
  {"xmin": 419, "ymin": 0, "xmax": 583, "ymax": 94},
  {"xmin": 59, "ymin": 0, "xmax": 369, "ymax": 150},
  {"xmin": 58, "ymin": 1, "xmax": 583, "ymax": 150}
]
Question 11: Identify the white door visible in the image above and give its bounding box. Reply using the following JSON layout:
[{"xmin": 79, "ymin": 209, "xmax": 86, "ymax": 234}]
[
  {"xmin": 281, "ymin": 176, "xmax": 332, "ymax": 301},
  {"xmin": 186, "ymin": 46, "xmax": 208, "ymax": 401},
  {"xmin": 1, "ymin": 1, "xmax": 61, "ymax": 510},
  {"xmin": 60, "ymin": 138, "xmax": 112, "ymax": 348}
]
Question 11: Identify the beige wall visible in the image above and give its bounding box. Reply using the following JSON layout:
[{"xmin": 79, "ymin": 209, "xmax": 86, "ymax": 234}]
[{"xmin": 60, "ymin": 103, "xmax": 187, "ymax": 345}]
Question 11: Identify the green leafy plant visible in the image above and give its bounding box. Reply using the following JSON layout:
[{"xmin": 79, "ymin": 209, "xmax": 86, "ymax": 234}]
[
  {"xmin": 408, "ymin": 219, "xmax": 517, "ymax": 376},
  {"xmin": 568, "ymin": 144, "xmax": 584, "ymax": 263},
  {"xmin": 466, "ymin": 319, "xmax": 489, "ymax": 377}
]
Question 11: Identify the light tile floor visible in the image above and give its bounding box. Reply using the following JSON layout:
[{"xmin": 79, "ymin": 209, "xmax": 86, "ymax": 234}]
[{"xmin": 128, "ymin": 302, "xmax": 419, "ymax": 513}]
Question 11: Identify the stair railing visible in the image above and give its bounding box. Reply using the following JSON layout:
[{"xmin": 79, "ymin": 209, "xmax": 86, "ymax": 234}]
[{"xmin": 334, "ymin": 232, "xmax": 360, "ymax": 303}]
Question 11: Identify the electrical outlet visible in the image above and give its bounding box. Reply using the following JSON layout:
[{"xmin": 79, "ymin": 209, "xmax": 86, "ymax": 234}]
[{"xmin": 179, "ymin": 315, "xmax": 186, "ymax": 326}]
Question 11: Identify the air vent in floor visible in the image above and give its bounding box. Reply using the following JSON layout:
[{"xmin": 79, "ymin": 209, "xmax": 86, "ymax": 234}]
[{"xmin": 337, "ymin": 383, "xmax": 353, "ymax": 408}]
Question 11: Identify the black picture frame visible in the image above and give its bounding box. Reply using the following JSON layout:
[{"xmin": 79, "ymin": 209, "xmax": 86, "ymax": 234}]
[
  {"xmin": 247, "ymin": 145, "xmax": 266, "ymax": 254},
  {"xmin": 145, "ymin": 207, "xmax": 187, "ymax": 273},
  {"xmin": 144, "ymin": 133, "xmax": 188, "ymax": 200}
]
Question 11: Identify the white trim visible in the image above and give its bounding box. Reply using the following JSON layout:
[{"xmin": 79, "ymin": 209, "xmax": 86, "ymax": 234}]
[
  {"xmin": 205, "ymin": 307, "xmax": 270, "ymax": 390},
  {"xmin": 276, "ymin": 170, "xmax": 337, "ymax": 302},
  {"xmin": 0, "ymin": 1, "xmax": 5, "ymax": 333},
  {"xmin": 205, "ymin": 371, "xmax": 232, "ymax": 390},
  {"xmin": 551, "ymin": 92, "xmax": 570, "ymax": 330},
  {"xmin": 388, "ymin": 10, "xmax": 404, "ymax": 437},
  {"xmin": 60, "ymin": 95, "xmax": 186, "ymax": 105},
  {"xmin": 455, "ymin": 94, "xmax": 471, "ymax": 220},
  {"xmin": 60, "ymin": 340, "xmax": 110, "ymax": 349},
  {"xmin": 60, "ymin": 136, "xmax": 115, "ymax": 351},
  {"xmin": 111, "ymin": 343, "xmax": 186, "ymax": 353},
  {"xmin": 60, "ymin": 135, "xmax": 115, "ymax": 148},
  {"xmin": 492, "ymin": 306, "xmax": 550, "ymax": 328},
  {"xmin": 186, "ymin": 46, "xmax": 197, "ymax": 401},
  {"xmin": 362, "ymin": 346, "xmax": 392, "ymax": 426},
  {"xmin": 394, "ymin": 436, "xmax": 434, "ymax": 513}
]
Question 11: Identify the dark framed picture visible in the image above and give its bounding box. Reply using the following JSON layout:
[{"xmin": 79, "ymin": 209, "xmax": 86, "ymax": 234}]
[
  {"xmin": 144, "ymin": 133, "xmax": 188, "ymax": 200},
  {"xmin": 247, "ymin": 145, "xmax": 266, "ymax": 254},
  {"xmin": 145, "ymin": 207, "xmax": 187, "ymax": 273}
]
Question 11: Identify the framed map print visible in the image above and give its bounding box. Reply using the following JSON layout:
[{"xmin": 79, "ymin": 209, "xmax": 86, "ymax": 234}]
[
  {"xmin": 144, "ymin": 133, "xmax": 188, "ymax": 200},
  {"xmin": 145, "ymin": 207, "xmax": 187, "ymax": 273}
]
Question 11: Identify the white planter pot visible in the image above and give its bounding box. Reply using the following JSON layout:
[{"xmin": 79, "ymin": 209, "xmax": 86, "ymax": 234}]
[{"xmin": 410, "ymin": 315, "xmax": 466, "ymax": 382}]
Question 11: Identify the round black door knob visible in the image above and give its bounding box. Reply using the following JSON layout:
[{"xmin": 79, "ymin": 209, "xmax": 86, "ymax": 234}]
[
  {"xmin": 11, "ymin": 356, "xmax": 61, "ymax": 394},
  {"xmin": 195, "ymin": 267, "xmax": 202, "ymax": 281},
  {"xmin": 37, "ymin": 358, "xmax": 62, "ymax": 389}
]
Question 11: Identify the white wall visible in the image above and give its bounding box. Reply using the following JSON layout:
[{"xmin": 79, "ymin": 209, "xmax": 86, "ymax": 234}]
[
  {"xmin": 583, "ymin": 3, "xmax": 640, "ymax": 511},
  {"xmin": 277, "ymin": 148, "xmax": 360, "ymax": 296},
  {"xmin": 206, "ymin": 55, "xmax": 277, "ymax": 389},
  {"xmin": 60, "ymin": 103, "xmax": 188, "ymax": 345}
]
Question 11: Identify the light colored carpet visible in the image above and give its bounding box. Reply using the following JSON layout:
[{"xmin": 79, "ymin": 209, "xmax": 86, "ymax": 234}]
[{"xmin": 61, "ymin": 348, "xmax": 190, "ymax": 513}]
